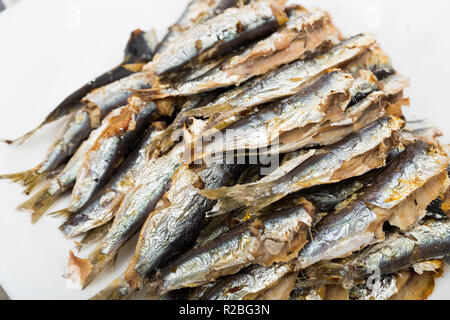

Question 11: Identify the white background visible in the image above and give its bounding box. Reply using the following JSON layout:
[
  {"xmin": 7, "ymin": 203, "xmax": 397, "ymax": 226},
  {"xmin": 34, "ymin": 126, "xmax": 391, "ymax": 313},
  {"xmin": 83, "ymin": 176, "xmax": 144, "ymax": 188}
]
[{"xmin": 0, "ymin": 0, "xmax": 449, "ymax": 299}]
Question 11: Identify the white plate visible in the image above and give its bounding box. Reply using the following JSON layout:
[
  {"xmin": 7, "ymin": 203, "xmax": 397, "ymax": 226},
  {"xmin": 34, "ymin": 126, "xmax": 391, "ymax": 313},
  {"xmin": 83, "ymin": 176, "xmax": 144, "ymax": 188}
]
[{"xmin": 0, "ymin": 0, "xmax": 449, "ymax": 300}]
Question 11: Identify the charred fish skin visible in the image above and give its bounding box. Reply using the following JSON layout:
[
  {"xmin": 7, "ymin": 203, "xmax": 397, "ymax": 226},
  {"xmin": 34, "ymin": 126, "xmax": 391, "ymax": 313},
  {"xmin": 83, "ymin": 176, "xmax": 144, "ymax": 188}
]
[
  {"xmin": 154, "ymin": 0, "xmax": 247, "ymax": 56},
  {"xmin": 148, "ymin": 0, "xmax": 288, "ymax": 77},
  {"xmin": 156, "ymin": 202, "xmax": 314, "ymax": 294},
  {"xmin": 296, "ymin": 140, "xmax": 449, "ymax": 270},
  {"xmin": 59, "ymin": 123, "xmax": 165, "ymax": 238},
  {"xmin": 68, "ymin": 97, "xmax": 159, "ymax": 213}
]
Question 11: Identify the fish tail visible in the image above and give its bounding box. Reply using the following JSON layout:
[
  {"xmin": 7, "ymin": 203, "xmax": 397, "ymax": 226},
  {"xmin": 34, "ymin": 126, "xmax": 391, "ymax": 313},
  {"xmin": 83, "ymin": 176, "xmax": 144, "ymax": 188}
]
[
  {"xmin": 48, "ymin": 208, "xmax": 72, "ymax": 220},
  {"xmin": 200, "ymin": 181, "xmax": 276, "ymax": 208},
  {"xmin": 17, "ymin": 184, "xmax": 59, "ymax": 223},
  {"xmin": 74, "ymin": 222, "xmax": 112, "ymax": 251},
  {"xmin": 90, "ymin": 269, "xmax": 142, "ymax": 300},
  {"xmin": 90, "ymin": 277, "xmax": 136, "ymax": 300},
  {"xmin": 307, "ymin": 262, "xmax": 348, "ymax": 281},
  {"xmin": 1, "ymin": 124, "xmax": 44, "ymax": 145},
  {"xmin": 0, "ymin": 168, "xmax": 46, "ymax": 195}
]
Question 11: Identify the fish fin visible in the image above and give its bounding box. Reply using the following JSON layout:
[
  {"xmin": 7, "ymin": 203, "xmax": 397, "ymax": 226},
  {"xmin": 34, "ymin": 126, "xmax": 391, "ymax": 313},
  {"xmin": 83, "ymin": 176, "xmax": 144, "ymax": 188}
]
[
  {"xmin": 200, "ymin": 181, "xmax": 282, "ymax": 214},
  {"xmin": 205, "ymin": 198, "xmax": 243, "ymax": 217},
  {"xmin": 0, "ymin": 168, "xmax": 46, "ymax": 195},
  {"xmin": 48, "ymin": 208, "xmax": 72, "ymax": 220},
  {"xmin": 91, "ymin": 269, "xmax": 142, "ymax": 300},
  {"xmin": 75, "ymin": 222, "xmax": 112, "ymax": 251},
  {"xmin": 90, "ymin": 277, "xmax": 135, "ymax": 300},
  {"xmin": 1, "ymin": 124, "xmax": 44, "ymax": 145},
  {"xmin": 17, "ymin": 184, "xmax": 59, "ymax": 223},
  {"xmin": 306, "ymin": 262, "xmax": 348, "ymax": 281}
]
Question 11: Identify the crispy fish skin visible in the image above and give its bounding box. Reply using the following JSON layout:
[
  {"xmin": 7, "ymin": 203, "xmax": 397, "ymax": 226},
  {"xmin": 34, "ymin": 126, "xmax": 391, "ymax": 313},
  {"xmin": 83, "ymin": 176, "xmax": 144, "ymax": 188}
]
[
  {"xmin": 91, "ymin": 163, "xmax": 243, "ymax": 300},
  {"xmin": 16, "ymin": 109, "xmax": 123, "ymax": 223},
  {"xmin": 199, "ymin": 70, "xmax": 353, "ymax": 157},
  {"xmin": 59, "ymin": 123, "xmax": 165, "ymax": 238},
  {"xmin": 4, "ymin": 29, "xmax": 157, "ymax": 146},
  {"xmin": 156, "ymin": 201, "xmax": 314, "ymax": 294},
  {"xmin": 154, "ymin": 0, "xmax": 247, "ymax": 56},
  {"xmin": 60, "ymin": 93, "xmax": 217, "ymax": 239},
  {"xmin": 150, "ymin": 10, "xmax": 342, "ymax": 98},
  {"xmin": 82, "ymin": 72, "xmax": 152, "ymax": 123},
  {"xmin": 296, "ymin": 140, "xmax": 449, "ymax": 269},
  {"xmin": 147, "ymin": 0, "xmax": 288, "ymax": 76},
  {"xmin": 188, "ymin": 34, "xmax": 377, "ymax": 133},
  {"xmin": 311, "ymin": 219, "xmax": 450, "ymax": 283},
  {"xmin": 201, "ymin": 263, "xmax": 296, "ymax": 300},
  {"xmin": 201, "ymin": 116, "xmax": 404, "ymax": 215},
  {"xmin": 68, "ymin": 97, "xmax": 159, "ymax": 213},
  {"xmin": 67, "ymin": 143, "xmax": 186, "ymax": 288},
  {"xmin": 272, "ymin": 74, "xmax": 408, "ymax": 155},
  {"xmin": 133, "ymin": 164, "xmax": 242, "ymax": 277},
  {"xmin": 348, "ymin": 271, "xmax": 412, "ymax": 300}
]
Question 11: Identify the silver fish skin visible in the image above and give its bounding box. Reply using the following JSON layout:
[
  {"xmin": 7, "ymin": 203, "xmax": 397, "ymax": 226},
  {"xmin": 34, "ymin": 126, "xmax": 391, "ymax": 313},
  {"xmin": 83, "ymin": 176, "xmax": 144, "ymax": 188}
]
[
  {"xmin": 296, "ymin": 140, "xmax": 449, "ymax": 270},
  {"xmin": 268, "ymin": 73, "xmax": 408, "ymax": 154},
  {"xmin": 17, "ymin": 108, "xmax": 123, "ymax": 223},
  {"xmin": 134, "ymin": 163, "xmax": 242, "ymax": 278},
  {"xmin": 200, "ymin": 263, "xmax": 295, "ymax": 300},
  {"xmin": 67, "ymin": 142, "xmax": 185, "ymax": 288},
  {"xmin": 201, "ymin": 115, "xmax": 404, "ymax": 215},
  {"xmin": 0, "ymin": 108, "xmax": 92, "ymax": 194},
  {"xmin": 68, "ymin": 97, "xmax": 159, "ymax": 212},
  {"xmin": 156, "ymin": 202, "xmax": 314, "ymax": 294},
  {"xmin": 348, "ymin": 271, "xmax": 411, "ymax": 300},
  {"xmin": 341, "ymin": 219, "xmax": 450, "ymax": 279},
  {"xmin": 147, "ymin": 0, "xmax": 287, "ymax": 76},
  {"xmin": 1, "ymin": 69, "xmax": 155, "ymax": 192},
  {"xmin": 60, "ymin": 93, "xmax": 218, "ymax": 239},
  {"xmin": 60, "ymin": 123, "xmax": 165, "ymax": 238},
  {"xmin": 91, "ymin": 163, "xmax": 243, "ymax": 300},
  {"xmin": 151, "ymin": 10, "xmax": 341, "ymax": 98},
  {"xmin": 190, "ymin": 34, "xmax": 377, "ymax": 134},
  {"xmin": 154, "ymin": 0, "xmax": 247, "ymax": 56},
  {"xmin": 11, "ymin": 70, "xmax": 153, "ymax": 190},
  {"xmin": 82, "ymin": 72, "xmax": 152, "ymax": 121},
  {"xmin": 200, "ymin": 70, "xmax": 353, "ymax": 157},
  {"xmin": 4, "ymin": 28, "xmax": 157, "ymax": 147},
  {"xmin": 38, "ymin": 109, "xmax": 92, "ymax": 175}
]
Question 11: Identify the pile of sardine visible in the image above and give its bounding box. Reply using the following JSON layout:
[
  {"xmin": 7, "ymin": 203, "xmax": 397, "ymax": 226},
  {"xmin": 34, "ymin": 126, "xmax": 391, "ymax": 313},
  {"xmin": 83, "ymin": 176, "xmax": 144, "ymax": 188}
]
[{"xmin": 2, "ymin": 0, "xmax": 450, "ymax": 300}]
